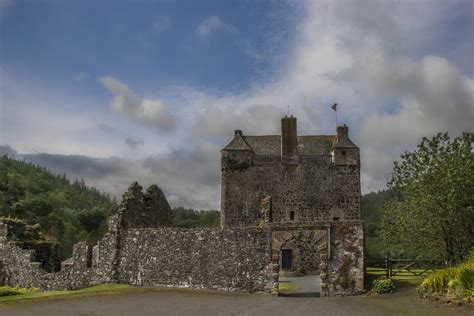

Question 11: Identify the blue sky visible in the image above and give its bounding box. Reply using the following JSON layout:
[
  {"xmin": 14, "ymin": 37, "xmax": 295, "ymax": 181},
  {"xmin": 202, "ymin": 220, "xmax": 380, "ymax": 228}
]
[{"xmin": 1, "ymin": 0, "xmax": 473, "ymax": 209}]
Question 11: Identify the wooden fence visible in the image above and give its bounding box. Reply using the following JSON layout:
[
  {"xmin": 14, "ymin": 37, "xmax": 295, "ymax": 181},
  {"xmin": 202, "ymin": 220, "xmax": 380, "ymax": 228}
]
[{"xmin": 366, "ymin": 256, "xmax": 445, "ymax": 278}]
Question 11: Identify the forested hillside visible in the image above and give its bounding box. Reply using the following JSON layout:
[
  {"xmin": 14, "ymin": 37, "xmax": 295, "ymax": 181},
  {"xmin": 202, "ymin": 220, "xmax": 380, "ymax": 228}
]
[
  {"xmin": 0, "ymin": 156, "xmax": 221, "ymax": 259},
  {"xmin": 361, "ymin": 190, "xmax": 393, "ymax": 258},
  {"xmin": 0, "ymin": 155, "xmax": 116, "ymax": 258}
]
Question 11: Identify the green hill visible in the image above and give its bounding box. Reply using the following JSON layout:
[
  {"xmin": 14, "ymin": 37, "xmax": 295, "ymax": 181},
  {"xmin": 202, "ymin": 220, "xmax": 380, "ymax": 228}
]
[
  {"xmin": 362, "ymin": 190, "xmax": 394, "ymax": 258},
  {"xmin": 0, "ymin": 155, "xmax": 116, "ymax": 258}
]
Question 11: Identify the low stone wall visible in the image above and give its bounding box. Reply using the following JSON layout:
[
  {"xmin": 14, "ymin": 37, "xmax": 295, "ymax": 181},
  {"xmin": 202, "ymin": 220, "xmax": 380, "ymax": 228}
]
[
  {"xmin": 0, "ymin": 218, "xmax": 273, "ymax": 294},
  {"xmin": 118, "ymin": 228, "xmax": 272, "ymax": 293},
  {"xmin": 0, "ymin": 215, "xmax": 121, "ymax": 291},
  {"xmin": 0, "ymin": 217, "xmax": 363, "ymax": 296}
]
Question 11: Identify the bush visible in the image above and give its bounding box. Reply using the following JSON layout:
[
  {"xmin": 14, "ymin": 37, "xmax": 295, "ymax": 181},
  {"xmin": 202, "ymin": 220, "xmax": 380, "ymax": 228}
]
[
  {"xmin": 419, "ymin": 258, "xmax": 474, "ymax": 302},
  {"xmin": 372, "ymin": 277, "xmax": 395, "ymax": 293},
  {"xmin": 459, "ymin": 268, "xmax": 474, "ymax": 291},
  {"xmin": 0, "ymin": 286, "xmax": 39, "ymax": 296}
]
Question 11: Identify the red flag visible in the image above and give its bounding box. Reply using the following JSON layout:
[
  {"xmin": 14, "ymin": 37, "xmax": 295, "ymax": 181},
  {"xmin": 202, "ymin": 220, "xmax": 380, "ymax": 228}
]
[{"xmin": 331, "ymin": 103, "xmax": 337, "ymax": 111}]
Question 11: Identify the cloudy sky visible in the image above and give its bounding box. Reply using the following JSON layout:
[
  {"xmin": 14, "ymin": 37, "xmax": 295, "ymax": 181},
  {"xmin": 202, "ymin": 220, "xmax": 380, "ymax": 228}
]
[{"xmin": 1, "ymin": 0, "xmax": 473, "ymax": 210}]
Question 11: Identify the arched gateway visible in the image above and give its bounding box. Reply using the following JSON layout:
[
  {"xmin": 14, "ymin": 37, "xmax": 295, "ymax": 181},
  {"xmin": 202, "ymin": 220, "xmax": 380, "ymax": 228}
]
[{"xmin": 270, "ymin": 228, "xmax": 329, "ymax": 295}]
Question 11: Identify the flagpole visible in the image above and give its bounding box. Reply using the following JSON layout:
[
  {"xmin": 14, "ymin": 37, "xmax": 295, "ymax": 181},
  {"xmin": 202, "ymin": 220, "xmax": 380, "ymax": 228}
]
[{"xmin": 332, "ymin": 102, "xmax": 338, "ymax": 127}]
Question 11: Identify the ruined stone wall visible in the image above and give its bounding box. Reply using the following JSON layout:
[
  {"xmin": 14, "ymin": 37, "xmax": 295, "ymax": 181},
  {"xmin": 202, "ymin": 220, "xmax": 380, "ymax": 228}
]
[
  {"xmin": 221, "ymin": 162, "xmax": 361, "ymax": 227},
  {"xmin": 118, "ymin": 228, "xmax": 272, "ymax": 293},
  {"xmin": 325, "ymin": 221, "xmax": 365, "ymax": 295},
  {"xmin": 0, "ymin": 214, "xmax": 122, "ymax": 290},
  {"xmin": 0, "ymin": 219, "xmax": 273, "ymax": 294}
]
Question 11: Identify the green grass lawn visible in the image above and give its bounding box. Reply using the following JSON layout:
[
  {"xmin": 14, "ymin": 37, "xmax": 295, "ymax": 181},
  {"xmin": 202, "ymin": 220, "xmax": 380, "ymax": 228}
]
[
  {"xmin": 0, "ymin": 284, "xmax": 132, "ymax": 305},
  {"xmin": 278, "ymin": 282, "xmax": 299, "ymax": 293},
  {"xmin": 367, "ymin": 267, "xmax": 426, "ymax": 286}
]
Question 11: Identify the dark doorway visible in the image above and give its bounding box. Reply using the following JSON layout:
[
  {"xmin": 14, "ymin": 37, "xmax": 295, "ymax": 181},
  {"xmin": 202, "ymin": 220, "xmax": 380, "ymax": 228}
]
[{"xmin": 282, "ymin": 249, "xmax": 293, "ymax": 270}]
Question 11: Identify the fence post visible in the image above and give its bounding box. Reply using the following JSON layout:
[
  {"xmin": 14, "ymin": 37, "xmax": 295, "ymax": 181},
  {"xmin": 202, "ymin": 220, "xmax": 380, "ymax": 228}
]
[{"xmin": 389, "ymin": 256, "xmax": 392, "ymax": 277}]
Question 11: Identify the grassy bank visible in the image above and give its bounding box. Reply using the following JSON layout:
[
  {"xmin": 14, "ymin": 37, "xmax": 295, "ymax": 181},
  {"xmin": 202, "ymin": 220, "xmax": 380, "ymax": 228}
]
[{"xmin": 0, "ymin": 284, "xmax": 132, "ymax": 305}]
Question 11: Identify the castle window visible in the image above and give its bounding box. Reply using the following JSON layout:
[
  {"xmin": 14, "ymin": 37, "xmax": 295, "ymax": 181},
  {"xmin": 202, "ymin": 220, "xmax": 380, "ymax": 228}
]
[
  {"xmin": 342, "ymin": 151, "xmax": 346, "ymax": 157},
  {"xmin": 290, "ymin": 211, "xmax": 295, "ymax": 221},
  {"xmin": 332, "ymin": 216, "xmax": 340, "ymax": 221}
]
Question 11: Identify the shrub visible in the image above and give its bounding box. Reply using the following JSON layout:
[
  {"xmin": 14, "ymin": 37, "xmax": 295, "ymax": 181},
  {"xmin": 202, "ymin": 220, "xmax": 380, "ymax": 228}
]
[
  {"xmin": 419, "ymin": 257, "xmax": 474, "ymax": 302},
  {"xmin": 0, "ymin": 286, "xmax": 39, "ymax": 296},
  {"xmin": 372, "ymin": 277, "xmax": 395, "ymax": 294},
  {"xmin": 459, "ymin": 267, "xmax": 474, "ymax": 290}
]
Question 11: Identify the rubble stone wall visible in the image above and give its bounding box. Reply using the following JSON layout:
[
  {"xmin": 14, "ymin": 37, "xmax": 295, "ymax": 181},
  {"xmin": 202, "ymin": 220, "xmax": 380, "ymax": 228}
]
[
  {"xmin": 118, "ymin": 228, "xmax": 272, "ymax": 293},
  {"xmin": 221, "ymin": 163, "xmax": 361, "ymax": 227}
]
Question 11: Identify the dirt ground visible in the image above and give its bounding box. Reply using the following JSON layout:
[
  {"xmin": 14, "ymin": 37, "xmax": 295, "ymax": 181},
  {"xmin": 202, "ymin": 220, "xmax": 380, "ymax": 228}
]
[{"xmin": 0, "ymin": 284, "xmax": 470, "ymax": 316}]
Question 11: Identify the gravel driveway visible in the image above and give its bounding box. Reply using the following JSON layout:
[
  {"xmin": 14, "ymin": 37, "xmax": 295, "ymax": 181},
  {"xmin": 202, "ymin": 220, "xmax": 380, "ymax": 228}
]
[{"xmin": 0, "ymin": 286, "xmax": 468, "ymax": 316}]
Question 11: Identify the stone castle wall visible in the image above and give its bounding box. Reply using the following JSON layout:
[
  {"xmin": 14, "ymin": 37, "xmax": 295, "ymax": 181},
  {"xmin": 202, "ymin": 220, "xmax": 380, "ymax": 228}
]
[
  {"xmin": 0, "ymin": 216, "xmax": 273, "ymax": 294},
  {"xmin": 0, "ymin": 218, "xmax": 364, "ymax": 296},
  {"xmin": 221, "ymin": 162, "xmax": 360, "ymax": 227},
  {"xmin": 0, "ymin": 181, "xmax": 364, "ymax": 296},
  {"xmin": 118, "ymin": 228, "xmax": 272, "ymax": 292}
]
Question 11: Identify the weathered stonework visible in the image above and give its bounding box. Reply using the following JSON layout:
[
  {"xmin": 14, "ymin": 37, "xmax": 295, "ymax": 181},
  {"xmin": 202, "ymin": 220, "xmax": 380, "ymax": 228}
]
[
  {"xmin": 221, "ymin": 116, "xmax": 365, "ymax": 295},
  {"xmin": 0, "ymin": 184, "xmax": 273, "ymax": 294},
  {"xmin": 0, "ymin": 116, "xmax": 364, "ymax": 296}
]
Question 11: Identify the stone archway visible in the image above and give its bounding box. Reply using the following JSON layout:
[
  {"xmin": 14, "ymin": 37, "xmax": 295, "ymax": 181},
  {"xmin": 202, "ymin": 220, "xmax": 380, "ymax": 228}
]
[{"xmin": 270, "ymin": 228, "xmax": 329, "ymax": 296}]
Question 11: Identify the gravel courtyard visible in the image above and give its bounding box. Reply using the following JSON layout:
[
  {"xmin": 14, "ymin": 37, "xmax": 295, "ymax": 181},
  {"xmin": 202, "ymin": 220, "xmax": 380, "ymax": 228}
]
[{"xmin": 0, "ymin": 285, "xmax": 468, "ymax": 316}]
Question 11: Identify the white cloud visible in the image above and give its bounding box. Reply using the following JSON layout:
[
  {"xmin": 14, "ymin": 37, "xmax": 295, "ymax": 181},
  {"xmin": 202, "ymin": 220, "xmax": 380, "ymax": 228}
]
[
  {"xmin": 180, "ymin": 0, "xmax": 474, "ymax": 193},
  {"xmin": 4, "ymin": 0, "xmax": 473, "ymax": 211},
  {"xmin": 196, "ymin": 16, "xmax": 224, "ymax": 37},
  {"xmin": 100, "ymin": 76, "xmax": 177, "ymax": 132},
  {"xmin": 153, "ymin": 15, "xmax": 170, "ymax": 33}
]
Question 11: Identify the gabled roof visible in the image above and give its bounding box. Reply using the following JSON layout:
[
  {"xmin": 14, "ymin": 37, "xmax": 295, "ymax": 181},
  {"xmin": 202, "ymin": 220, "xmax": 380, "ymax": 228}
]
[
  {"xmin": 223, "ymin": 134, "xmax": 337, "ymax": 156},
  {"xmin": 332, "ymin": 137, "xmax": 358, "ymax": 149},
  {"xmin": 222, "ymin": 134, "xmax": 253, "ymax": 151}
]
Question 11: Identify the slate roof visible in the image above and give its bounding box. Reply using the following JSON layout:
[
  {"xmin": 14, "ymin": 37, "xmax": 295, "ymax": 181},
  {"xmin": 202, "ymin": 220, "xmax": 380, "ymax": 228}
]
[
  {"xmin": 332, "ymin": 136, "xmax": 358, "ymax": 149},
  {"xmin": 222, "ymin": 135, "xmax": 339, "ymax": 156}
]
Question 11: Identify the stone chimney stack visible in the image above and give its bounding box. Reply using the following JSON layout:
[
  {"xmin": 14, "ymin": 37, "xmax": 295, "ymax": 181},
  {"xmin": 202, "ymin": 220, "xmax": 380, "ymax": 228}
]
[
  {"xmin": 281, "ymin": 116, "xmax": 298, "ymax": 160},
  {"xmin": 337, "ymin": 124, "xmax": 349, "ymax": 141}
]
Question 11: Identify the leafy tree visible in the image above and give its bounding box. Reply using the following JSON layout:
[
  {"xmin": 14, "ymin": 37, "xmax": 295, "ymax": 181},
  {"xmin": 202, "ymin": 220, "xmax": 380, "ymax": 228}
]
[
  {"xmin": 380, "ymin": 133, "xmax": 474, "ymax": 264},
  {"xmin": 361, "ymin": 190, "xmax": 394, "ymax": 258},
  {"xmin": 172, "ymin": 207, "xmax": 220, "ymax": 228},
  {"xmin": 0, "ymin": 155, "xmax": 116, "ymax": 258}
]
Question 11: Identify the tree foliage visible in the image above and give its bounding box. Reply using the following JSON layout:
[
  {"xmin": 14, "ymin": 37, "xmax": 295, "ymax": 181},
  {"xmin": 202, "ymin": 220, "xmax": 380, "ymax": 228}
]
[
  {"xmin": 361, "ymin": 190, "xmax": 394, "ymax": 258},
  {"xmin": 380, "ymin": 133, "xmax": 474, "ymax": 264},
  {"xmin": 0, "ymin": 155, "xmax": 116, "ymax": 258},
  {"xmin": 172, "ymin": 207, "xmax": 220, "ymax": 228},
  {"xmin": 0, "ymin": 155, "xmax": 221, "ymax": 259}
]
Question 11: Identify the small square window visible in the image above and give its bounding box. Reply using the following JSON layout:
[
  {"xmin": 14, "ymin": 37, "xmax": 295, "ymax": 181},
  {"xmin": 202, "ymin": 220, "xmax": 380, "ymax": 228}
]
[
  {"xmin": 332, "ymin": 216, "xmax": 340, "ymax": 221},
  {"xmin": 290, "ymin": 211, "xmax": 295, "ymax": 221}
]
